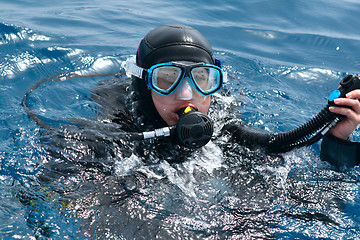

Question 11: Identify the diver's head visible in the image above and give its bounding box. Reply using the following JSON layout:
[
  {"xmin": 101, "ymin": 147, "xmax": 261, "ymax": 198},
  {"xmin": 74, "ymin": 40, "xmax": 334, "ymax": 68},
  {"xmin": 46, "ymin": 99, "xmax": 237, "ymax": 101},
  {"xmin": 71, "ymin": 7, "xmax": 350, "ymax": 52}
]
[{"xmin": 132, "ymin": 24, "xmax": 222, "ymax": 127}]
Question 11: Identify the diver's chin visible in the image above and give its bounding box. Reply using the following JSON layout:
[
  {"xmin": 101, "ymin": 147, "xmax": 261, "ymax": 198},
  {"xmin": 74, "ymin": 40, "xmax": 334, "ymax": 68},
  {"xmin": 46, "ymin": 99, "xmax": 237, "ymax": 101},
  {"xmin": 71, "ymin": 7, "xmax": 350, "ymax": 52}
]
[
  {"xmin": 163, "ymin": 112, "xmax": 180, "ymax": 127},
  {"xmin": 174, "ymin": 113, "xmax": 180, "ymax": 123}
]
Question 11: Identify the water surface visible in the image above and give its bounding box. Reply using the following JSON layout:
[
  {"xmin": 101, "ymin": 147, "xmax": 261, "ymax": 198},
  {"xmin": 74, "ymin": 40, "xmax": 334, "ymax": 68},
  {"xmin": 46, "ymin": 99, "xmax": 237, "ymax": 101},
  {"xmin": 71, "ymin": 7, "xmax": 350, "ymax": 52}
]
[{"xmin": 1, "ymin": 0, "xmax": 360, "ymax": 239}]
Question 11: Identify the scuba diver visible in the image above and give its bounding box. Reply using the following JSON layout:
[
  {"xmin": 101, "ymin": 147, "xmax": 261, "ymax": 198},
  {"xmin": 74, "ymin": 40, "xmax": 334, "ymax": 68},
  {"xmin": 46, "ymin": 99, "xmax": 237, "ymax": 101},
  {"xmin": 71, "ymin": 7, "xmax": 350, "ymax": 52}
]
[
  {"xmin": 23, "ymin": 24, "xmax": 360, "ymax": 167},
  {"xmin": 121, "ymin": 24, "xmax": 360, "ymax": 167}
]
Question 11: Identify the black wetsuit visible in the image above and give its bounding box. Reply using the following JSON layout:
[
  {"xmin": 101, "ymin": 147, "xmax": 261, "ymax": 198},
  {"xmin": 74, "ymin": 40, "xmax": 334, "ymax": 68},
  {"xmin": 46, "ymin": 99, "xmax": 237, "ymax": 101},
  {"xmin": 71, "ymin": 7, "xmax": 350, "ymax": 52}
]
[{"xmin": 320, "ymin": 134, "xmax": 360, "ymax": 168}]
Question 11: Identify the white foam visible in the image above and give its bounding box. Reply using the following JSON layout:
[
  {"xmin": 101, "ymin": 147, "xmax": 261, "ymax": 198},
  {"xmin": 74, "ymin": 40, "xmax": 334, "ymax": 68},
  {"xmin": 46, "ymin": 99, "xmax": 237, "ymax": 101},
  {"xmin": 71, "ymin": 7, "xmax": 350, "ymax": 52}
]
[{"xmin": 114, "ymin": 153, "xmax": 142, "ymax": 177}]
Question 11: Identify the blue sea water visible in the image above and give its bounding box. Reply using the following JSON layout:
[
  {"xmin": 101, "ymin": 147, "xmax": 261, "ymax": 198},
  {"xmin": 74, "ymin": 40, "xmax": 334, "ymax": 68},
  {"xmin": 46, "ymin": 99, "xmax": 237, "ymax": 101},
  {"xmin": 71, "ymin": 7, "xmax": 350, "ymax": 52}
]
[{"xmin": 1, "ymin": 0, "xmax": 360, "ymax": 239}]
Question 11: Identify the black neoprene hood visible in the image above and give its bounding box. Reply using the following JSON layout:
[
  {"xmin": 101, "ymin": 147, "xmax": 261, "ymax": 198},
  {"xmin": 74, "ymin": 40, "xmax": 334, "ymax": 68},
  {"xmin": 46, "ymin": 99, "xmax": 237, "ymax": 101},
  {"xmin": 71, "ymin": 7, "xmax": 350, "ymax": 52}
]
[{"xmin": 136, "ymin": 24, "xmax": 215, "ymax": 68}]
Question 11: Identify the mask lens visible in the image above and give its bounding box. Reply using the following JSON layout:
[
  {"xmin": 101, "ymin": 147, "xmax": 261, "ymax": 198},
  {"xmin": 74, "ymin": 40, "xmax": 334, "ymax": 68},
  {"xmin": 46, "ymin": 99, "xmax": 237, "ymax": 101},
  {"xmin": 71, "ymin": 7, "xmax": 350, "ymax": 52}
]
[
  {"xmin": 191, "ymin": 67, "xmax": 222, "ymax": 95},
  {"xmin": 151, "ymin": 66, "xmax": 182, "ymax": 94}
]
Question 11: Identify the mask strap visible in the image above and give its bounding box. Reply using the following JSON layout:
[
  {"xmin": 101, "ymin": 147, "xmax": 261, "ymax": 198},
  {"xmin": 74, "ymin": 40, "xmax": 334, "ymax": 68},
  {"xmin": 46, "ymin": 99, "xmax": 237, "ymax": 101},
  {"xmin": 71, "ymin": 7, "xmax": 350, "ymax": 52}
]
[
  {"xmin": 223, "ymin": 71, "xmax": 228, "ymax": 83},
  {"xmin": 214, "ymin": 58, "xmax": 227, "ymax": 83},
  {"xmin": 124, "ymin": 57, "xmax": 145, "ymax": 79}
]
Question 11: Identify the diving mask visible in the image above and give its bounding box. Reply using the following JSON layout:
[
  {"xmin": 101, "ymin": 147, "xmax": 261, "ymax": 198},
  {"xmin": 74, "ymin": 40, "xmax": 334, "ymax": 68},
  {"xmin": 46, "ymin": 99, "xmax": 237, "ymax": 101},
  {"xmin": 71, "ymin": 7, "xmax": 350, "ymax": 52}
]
[{"xmin": 126, "ymin": 60, "xmax": 225, "ymax": 97}]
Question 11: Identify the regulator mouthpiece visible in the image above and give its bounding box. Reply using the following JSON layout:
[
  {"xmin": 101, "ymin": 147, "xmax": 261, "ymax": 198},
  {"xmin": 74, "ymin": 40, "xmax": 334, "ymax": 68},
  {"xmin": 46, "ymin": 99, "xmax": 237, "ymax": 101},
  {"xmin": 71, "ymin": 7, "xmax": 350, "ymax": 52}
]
[{"xmin": 175, "ymin": 106, "xmax": 214, "ymax": 148}]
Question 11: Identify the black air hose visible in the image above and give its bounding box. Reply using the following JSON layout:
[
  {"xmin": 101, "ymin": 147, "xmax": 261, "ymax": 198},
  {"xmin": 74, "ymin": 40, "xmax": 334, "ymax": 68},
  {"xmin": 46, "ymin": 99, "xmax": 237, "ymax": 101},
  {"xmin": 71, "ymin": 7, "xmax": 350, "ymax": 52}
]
[
  {"xmin": 225, "ymin": 75, "xmax": 360, "ymax": 153},
  {"xmin": 22, "ymin": 71, "xmax": 120, "ymax": 129},
  {"xmin": 267, "ymin": 104, "xmax": 341, "ymax": 152}
]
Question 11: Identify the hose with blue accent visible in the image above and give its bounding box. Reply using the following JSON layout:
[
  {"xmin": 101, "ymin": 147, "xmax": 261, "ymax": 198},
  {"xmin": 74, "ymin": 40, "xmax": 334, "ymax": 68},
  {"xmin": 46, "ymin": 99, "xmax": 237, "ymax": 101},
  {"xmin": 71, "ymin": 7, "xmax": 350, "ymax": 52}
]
[{"xmin": 224, "ymin": 75, "xmax": 360, "ymax": 153}]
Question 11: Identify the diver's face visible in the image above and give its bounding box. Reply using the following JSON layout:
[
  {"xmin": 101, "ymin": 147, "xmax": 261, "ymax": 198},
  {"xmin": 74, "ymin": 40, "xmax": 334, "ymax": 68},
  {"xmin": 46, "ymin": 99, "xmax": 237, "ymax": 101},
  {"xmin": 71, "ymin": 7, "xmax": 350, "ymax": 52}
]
[{"xmin": 151, "ymin": 77, "xmax": 211, "ymax": 126}]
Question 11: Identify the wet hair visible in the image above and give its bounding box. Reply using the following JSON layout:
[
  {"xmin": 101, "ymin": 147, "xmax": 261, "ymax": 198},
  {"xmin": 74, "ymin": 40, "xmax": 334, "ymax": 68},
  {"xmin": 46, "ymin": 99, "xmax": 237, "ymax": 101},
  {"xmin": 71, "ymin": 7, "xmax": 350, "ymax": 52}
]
[{"xmin": 132, "ymin": 24, "xmax": 215, "ymax": 128}]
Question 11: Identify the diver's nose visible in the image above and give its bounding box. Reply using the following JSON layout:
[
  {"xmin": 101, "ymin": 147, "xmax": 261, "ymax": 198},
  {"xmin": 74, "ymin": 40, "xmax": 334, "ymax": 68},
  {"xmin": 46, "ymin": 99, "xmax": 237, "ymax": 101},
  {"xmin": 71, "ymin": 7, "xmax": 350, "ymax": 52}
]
[{"xmin": 175, "ymin": 77, "xmax": 193, "ymax": 100}]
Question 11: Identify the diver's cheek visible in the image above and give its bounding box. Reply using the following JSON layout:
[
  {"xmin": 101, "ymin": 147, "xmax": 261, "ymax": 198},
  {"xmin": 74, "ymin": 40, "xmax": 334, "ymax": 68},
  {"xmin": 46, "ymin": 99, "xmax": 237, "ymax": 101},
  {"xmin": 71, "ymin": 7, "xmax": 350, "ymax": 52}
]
[
  {"xmin": 195, "ymin": 96, "xmax": 211, "ymax": 114},
  {"xmin": 151, "ymin": 91, "xmax": 178, "ymax": 126},
  {"xmin": 155, "ymin": 105, "xmax": 178, "ymax": 126}
]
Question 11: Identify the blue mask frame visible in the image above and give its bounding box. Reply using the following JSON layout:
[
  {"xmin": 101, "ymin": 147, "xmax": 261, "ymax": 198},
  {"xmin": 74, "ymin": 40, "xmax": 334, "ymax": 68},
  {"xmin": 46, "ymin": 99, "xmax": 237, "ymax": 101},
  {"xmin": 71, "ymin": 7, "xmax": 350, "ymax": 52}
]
[{"xmin": 126, "ymin": 60, "xmax": 224, "ymax": 97}]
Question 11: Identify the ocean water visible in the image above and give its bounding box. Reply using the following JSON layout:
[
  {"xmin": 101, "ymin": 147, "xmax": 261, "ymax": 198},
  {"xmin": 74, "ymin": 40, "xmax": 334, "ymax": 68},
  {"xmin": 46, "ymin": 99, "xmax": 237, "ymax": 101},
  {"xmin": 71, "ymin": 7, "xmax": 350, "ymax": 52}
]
[{"xmin": 1, "ymin": 0, "xmax": 360, "ymax": 239}]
